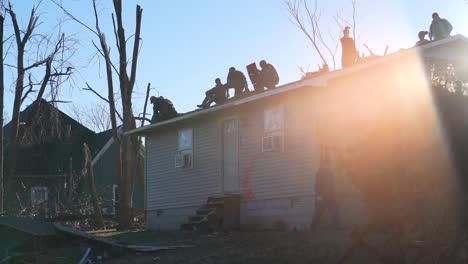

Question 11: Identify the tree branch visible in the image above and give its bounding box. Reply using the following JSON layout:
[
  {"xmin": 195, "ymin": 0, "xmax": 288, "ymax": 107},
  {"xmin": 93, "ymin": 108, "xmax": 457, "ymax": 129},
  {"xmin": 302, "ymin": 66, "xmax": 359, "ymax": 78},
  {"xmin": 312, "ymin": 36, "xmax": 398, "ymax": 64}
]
[
  {"xmin": 128, "ymin": 5, "xmax": 142, "ymax": 94},
  {"xmin": 140, "ymin": 82, "xmax": 150, "ymax": 127},
  {"xmin": 83, "ymin": 82, "xmax": 123, "ymax": 122},
  {"xmin": 21, "ymin": 6, "xmax": 38, "ymax": 46},
  {"xmin": 285, "ymin": 0, "xmax": 327, "ymax": 65},
  {"xmin": 111, "ymin": 13, "xmax": 120, "ymax": 51},
  {"xmin": 36, "ymin": 34, "xmax": 66, "ymax": 102},
  {"xmin": 21, "ymin": 74, "xmax": 36, "ymax": 104},
  {"xmin": 50, "ymin": 0, "xmax": 99, "ymax": 37},
  {"xmin": 91, "ymin": 40, "xmax": 119, "ymax": 75}
]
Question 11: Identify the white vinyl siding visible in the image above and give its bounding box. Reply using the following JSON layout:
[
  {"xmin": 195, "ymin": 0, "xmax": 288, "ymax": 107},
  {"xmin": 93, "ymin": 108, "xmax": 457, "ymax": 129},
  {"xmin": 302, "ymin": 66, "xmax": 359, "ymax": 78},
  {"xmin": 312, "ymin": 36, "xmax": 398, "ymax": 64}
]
[{"xmin": 146, "ymin": 119, "xmax": 220, "ymax": 211}]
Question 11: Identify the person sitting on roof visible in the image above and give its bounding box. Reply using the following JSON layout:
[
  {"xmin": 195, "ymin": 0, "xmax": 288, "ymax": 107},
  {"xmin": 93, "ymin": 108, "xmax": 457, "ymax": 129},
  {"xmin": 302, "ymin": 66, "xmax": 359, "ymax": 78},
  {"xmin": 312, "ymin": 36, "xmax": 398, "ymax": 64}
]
[
  {"xmin": 226, "ymin": 67, "xmax": 249, "ymax": 98},
  {"xmin": 415, "ymin": 31, "xmax": 431, "ymax": 46},
  {"xmin": 151, "ymin": 96, "xmax": 177, "ymax": 123},
  {"xmin": 257, "ymin": 60, "xmax": 279, "ymax": 91},
  {"xmin": 197, "ymin": 78, "xmax": 228, "ymax": 109},
  {"xmin": 429, "ymin": 13, "xmax": 452, "ymax": 41},
  {"xmin": 340, "ymin": 26, "xmax": 358, "ymax": 68}
]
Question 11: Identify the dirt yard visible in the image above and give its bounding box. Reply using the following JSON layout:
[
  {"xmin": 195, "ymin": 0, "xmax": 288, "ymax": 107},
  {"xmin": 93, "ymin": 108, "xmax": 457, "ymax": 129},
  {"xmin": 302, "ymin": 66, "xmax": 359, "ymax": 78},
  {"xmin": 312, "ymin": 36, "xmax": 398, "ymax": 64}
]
[
  {"xmin": 100, "ymin": 229, "xmax": 382, "ymax": 264},
  {"xmin": 26, "ymin": 228, "xmax": 468, "ymax": 264}
]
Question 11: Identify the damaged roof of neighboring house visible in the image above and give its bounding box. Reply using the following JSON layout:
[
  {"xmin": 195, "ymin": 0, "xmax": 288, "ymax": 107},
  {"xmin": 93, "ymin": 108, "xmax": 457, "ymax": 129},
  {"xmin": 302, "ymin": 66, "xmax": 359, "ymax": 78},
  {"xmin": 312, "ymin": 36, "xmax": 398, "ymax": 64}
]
[
  {"xmin": 127, "ymin": 35, "xmax": 468, "ymax": 136},
  {"xmin": 3, "ymin": 99, "xmax": 95, "ymax": 142}
]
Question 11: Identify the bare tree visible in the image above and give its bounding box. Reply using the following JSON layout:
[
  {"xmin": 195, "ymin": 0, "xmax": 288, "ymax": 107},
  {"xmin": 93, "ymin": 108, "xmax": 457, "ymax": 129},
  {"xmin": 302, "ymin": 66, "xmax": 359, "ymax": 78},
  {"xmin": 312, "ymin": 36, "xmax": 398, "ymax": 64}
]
[
  {"xmin": 53, "ymin": 0, "xmax": 143, "ymax": 228},
  {"xmin": 3, "ymin": 1, "xmax": 73, "ymax": 195},
  {"xmin": 0, "ymin": 2, "xmax": 5, "ymax": 213},
  {"xmin": 285, "ymin": 0, "xmax": 358, "ymax": 70}
]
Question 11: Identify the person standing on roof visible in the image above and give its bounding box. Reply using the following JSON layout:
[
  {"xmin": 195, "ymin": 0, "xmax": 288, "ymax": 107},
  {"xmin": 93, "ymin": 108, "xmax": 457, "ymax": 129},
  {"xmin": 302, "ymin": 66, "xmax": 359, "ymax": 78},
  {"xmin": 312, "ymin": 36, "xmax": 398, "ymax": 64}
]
[
  {"xmin": 415, "ymin": 31, "xmax": 431, "ymax": 46},
  {"xmin": 150, "ymin": 96, "xmax": 177, "ymax": 123},
  {"xmin": 258, "ymin": 60, "xmax": 279, "ymax": 91},
  {"xmin": 429, "ymin": 13, "xmax": 452, "ymax": 41},
  {"xmin": 226, "ymin": 67, "xmax": 249, "ymax": 98},
  {"xmin": 340, "ymin": 26, "xmax": 358, "ymax": 68},
  {"xmin": 197, "ymin": 78, "xmax": 228, "ymax": 109}
]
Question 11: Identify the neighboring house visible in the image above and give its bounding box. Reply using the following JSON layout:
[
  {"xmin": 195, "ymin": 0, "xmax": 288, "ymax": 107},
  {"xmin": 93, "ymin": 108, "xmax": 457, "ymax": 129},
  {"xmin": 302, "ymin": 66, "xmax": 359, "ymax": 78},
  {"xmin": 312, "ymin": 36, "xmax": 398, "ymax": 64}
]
[
  {"xmin": 4, "ymin": 99, "xmax": 96, "ymax": 214},
  {"xmin": 128, "ymin": 35, "xmax": 468, "ymax": 230},
  {"xmin": 3, "ymin": 100, "xmax": 144, "ymax": 217},
  {"xmin": 91, "ymin": 128, "xmax": 145, "ymax": 215}
]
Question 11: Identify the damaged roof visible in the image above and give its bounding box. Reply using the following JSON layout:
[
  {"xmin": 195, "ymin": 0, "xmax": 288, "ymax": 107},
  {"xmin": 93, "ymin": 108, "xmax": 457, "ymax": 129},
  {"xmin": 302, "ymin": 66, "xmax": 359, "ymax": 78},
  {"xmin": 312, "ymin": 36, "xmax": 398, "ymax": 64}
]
[{"xmin": 127, "ymin": 34, "xmax": 468, "ymax": 136}]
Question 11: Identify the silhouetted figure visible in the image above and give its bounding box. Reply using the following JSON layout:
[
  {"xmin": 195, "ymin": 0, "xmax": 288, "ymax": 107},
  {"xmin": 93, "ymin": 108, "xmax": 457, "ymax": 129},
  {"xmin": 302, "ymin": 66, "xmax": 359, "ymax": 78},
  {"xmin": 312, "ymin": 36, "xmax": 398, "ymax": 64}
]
[
  {"xmin": 247, "ymin": 62, "xmax": 262, "ymax": 92},
  {"xmin": 311, "ymin": 146, "xmax": 340, "ymax": 230},
  {"xmin": 226, "ymin": 67, "xmax": 249, "ymax": 98},
  {"xmin": 340, "ymin": 26, "xmax": 358, "ymax": 68},
  {"xmin": 429, "ymin": 13, "xmax": 452, "ymax": 41},
  {"xmin": 151, "ymin": 96, "xmax": 177, "ymax": 123},
  {"xmin": 415, "ymin": 31, "xmax": 430, "ymax": 46},
  {"xmin": 197, "ymin": 78, "xmax": 228, "ymax": 109},
  {"xmin": 257, "ymin": 60, "xmax": 279, "ymax": 91}
]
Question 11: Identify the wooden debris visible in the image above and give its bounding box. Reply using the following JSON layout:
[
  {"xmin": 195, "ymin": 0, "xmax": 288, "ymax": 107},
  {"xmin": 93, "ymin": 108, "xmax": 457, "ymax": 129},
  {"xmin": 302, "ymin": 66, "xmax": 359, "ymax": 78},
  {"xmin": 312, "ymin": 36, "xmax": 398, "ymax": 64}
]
[{"xmin": 54, "ymin": 224, "xmax": 194, "ymax": 252}]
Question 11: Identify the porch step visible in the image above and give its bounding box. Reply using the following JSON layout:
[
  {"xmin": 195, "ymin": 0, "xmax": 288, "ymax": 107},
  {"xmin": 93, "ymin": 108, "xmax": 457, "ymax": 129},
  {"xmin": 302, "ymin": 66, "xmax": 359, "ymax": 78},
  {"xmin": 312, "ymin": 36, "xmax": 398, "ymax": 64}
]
[{"xmin": 180, "ymin": 194, "xmax": 240, "ymax": 231}]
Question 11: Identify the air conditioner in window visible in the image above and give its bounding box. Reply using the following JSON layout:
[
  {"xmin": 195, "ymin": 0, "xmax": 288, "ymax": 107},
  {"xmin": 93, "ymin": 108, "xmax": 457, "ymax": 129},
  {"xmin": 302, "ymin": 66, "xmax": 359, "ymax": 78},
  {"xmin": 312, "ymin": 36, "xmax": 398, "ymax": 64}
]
[
  {"xmin": 175, "ymin": 152, "xmax": 193, "ymax": 168},
  {"xmin": 262, "ymin": 133, "xmax": 283, "ymax": 152}
]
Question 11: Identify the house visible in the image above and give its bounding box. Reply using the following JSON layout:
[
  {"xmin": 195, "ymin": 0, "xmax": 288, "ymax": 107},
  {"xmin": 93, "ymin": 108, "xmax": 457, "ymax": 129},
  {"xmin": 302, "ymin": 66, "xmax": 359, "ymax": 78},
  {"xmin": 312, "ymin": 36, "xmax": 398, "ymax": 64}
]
[
  {"xmin": 128, "ymin": 35, "xmax": 468, "ymax": 231},
  {"xmin": 3, "ymin": 99, "xmax": 97, "ymax": 214},
  {"xmin": 3, "ymin": 100, "xmax": 144, "ymax": 218}
]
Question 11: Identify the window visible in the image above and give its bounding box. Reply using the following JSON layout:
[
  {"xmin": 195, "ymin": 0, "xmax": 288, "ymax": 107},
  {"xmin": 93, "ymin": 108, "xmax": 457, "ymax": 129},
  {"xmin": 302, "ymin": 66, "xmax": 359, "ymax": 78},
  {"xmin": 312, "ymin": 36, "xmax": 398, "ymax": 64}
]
[
  {"xmin": 31, "ymin": 187, "xmax": 48, "ymax": 207},
  {"xmin": 262, "ymin": 105, "xmax": 284, "ymax": 152},
  {"xmin": 175, "ymin": 128, "xmax": 193, "ymax": 168}
]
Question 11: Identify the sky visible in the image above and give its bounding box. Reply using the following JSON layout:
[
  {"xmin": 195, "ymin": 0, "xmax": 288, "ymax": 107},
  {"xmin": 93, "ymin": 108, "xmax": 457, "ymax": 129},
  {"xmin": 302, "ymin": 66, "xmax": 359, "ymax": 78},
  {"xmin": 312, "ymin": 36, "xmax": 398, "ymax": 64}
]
[{"xmin": 4, "ymin": 0, "xmax": 468, "ymax": 132}]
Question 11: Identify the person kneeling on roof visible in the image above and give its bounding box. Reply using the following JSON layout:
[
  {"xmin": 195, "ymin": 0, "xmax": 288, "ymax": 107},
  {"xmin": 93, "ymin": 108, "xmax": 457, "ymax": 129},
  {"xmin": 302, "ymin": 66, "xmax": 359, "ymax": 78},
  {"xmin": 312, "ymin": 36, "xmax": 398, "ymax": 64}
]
[
  {"xmin": 197, "ymin": 78, "xmax": 228, "ymax": 109},
  {"xmin": 258, "ymin": 60, "xmax": 279, "ymax": 90},
  {"xmin": 226, "ymin": 67, "xmax": 249, "ymax": 98},
  {"xmin": 151, "ymin": 96, "xmax": 177, "ymax": 123}
]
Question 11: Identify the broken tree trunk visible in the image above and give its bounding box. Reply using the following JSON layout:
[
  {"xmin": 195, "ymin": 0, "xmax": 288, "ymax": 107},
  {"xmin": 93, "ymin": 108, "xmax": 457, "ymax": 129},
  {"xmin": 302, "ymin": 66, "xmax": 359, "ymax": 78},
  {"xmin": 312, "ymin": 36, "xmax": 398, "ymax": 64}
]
[
  {"xmin": 113, "ymin": 2, "xmax": 143, "ymax": 229},
  {"xmin": 83, "ymin": 143, "xmax": 104, "ymax": 229},
  {"xmin": 5, "ymin": 6, "xmax": 29, "ymax": 193},
  {"xmin": 0, "ymin": 12, "xmax": 4, "ymax": 212}
]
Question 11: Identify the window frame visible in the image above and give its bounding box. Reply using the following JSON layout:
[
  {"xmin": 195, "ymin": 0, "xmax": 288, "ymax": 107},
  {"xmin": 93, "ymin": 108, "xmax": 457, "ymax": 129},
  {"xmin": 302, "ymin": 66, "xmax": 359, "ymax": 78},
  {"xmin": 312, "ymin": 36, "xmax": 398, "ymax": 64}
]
[
  {"xmin": 175, "ymin": 128, "xmax": 194, "ymax": 169},
  {"xmin": 31, "ymin": 186, "xmax": 48, "ymax": 207},
  {"xmin": 262, "ymin": 105, "xmax": 285, "ymax": 152}
]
